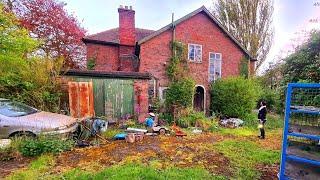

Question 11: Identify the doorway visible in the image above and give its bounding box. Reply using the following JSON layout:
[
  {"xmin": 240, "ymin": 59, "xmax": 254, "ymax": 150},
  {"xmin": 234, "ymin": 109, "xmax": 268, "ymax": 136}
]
[{"xmin": 193, "ymin": 86, "xmax": 205, "ymax": 112}]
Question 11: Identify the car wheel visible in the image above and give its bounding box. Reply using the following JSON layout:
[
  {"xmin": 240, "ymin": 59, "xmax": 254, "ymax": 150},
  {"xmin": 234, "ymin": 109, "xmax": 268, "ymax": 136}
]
[
  {"xmin": 9, "ymin": 131, "xmax": 36, "ymax": 138},
  {"xmin": 159, "ymin": 128, "xmax": 166, "ymax": 135}
]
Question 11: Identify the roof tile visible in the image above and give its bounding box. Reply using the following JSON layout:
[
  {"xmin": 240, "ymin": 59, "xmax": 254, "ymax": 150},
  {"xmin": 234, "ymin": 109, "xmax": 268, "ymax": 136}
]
[{"xmin": 84, "ymin": 28, "xmax": 154, "ymax": 44}]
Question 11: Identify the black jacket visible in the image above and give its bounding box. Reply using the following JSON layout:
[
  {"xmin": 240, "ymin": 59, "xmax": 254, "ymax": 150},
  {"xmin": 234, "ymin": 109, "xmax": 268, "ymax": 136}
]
[{"xmin": 258, "ymin": 106, "xmax": 267, "ymax": 120}]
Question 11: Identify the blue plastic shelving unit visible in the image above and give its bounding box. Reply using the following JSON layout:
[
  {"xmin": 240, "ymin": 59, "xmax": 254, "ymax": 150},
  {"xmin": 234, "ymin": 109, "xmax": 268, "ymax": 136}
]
[{"xmin": 279, "ymin": 83, "xmax": 320, "ymax": 179}]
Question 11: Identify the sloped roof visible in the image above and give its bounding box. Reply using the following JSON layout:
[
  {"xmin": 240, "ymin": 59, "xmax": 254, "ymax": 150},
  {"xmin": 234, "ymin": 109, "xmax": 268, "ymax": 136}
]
[
  {"xmin": 138, "ymin": 6, "xmax": 255, "ymax": 60},
  {"xmin": 83, "ymin": 28, "xmax": 155, "ymax": 44}
]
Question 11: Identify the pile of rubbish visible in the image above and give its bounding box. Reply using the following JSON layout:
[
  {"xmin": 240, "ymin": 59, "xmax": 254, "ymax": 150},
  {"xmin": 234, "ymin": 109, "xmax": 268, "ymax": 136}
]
[{"xmin": 219, "ymin": 118, "xmax": 244, "ymax": 128}]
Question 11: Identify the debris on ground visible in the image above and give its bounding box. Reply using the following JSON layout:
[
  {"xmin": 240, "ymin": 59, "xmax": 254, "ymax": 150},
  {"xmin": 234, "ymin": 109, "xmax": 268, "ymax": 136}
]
[
  {"xmin": 126, "ymin": 128, "xmax": 148, "ymax": 133},
  {"xmin": 125, "ymin": 133, "xmax": 136, "ymax": 143},
  {"xmin": 0, "ymin": 139, "xmax": 11, "ymax": 149},
  {"xmin": 220, "ymin": 118, "xmax": 244, "ymax": 128},
  {"xmin": 171, "ymin": 124, "xmax": 187, "ymax": 136},
  {"xmin": 152, "ymin": 126, "xmax": 169, "ymax": 135},
  {"xmin": 114, "ymin": 133, "xmax": 127, "ymax": 140},
  {"xmin": 191, "ymin": 128, "xmax": 203, "ymax": 134}
]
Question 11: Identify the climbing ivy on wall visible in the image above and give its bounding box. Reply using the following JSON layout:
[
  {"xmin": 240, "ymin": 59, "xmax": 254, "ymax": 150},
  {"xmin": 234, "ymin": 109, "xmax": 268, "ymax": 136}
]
[
  {"xmin": 239, "ymin": 57, "xmax": 249, "ymax": 78},
  {"xmin": 165, "ymin": 41, "xmax": 195, "ymax": 110},
  {"xmin": 166, "ymin": 41, "xmax": 189, "ymax": 82}
]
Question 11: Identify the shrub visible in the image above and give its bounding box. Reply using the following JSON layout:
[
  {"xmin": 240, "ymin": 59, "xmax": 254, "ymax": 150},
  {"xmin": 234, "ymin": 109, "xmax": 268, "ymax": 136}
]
[
  {"xmin": 176, "ymin": 110, "xmax": 214, "ymax": 129},
  {"xmin": 165, "ymin": 78, "xmax": 195, "ymax": 109},
  {"xmin": 257, "ymin": 87, "xmax": 281, "ymax": 112},
  {"xmin": 159, "ymin": 113, "xmax": 174, "ymax": 125},
  {"xmin": 210, "ymin": 77, "xmax": 260, "ymax": 118},
  {"xmin": 18, "ymin": 136, "xmax": 74, "ymax": 157}
]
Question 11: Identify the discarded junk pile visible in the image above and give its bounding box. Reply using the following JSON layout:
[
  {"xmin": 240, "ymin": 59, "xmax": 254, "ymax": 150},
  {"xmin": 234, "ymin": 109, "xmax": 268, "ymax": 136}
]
[{"xmin": 219, "ymin": 118, "xmax": 244, "ymax": 128}]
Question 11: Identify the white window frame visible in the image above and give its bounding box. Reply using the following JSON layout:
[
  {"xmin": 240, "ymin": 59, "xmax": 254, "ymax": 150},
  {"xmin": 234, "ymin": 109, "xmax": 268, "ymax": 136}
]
[
  {"xmin": 208, "ymin": 52, "xmax": 222, "ymax": 82},
  {"xmin": 159, "ymin": 87, "xmax": 168, "ymax": 102},
  {"xmin": 188, "ymin": 43, "xmax": 202, "ymax": 63}
]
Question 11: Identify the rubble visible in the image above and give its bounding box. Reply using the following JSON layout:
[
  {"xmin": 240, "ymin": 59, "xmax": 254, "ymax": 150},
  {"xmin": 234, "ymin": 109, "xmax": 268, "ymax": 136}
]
[
  {"xmin": 219, "ymin": 118, "xmax": 244, "ymax": 128},
  {"xmin": 0, "ymin": 139, "xmax": 11, "ymax": 149}
]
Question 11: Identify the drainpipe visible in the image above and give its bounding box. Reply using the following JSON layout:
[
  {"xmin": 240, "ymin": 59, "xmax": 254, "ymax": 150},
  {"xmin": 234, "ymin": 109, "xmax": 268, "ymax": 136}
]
[{"xmin": 172, "ymin": 13, "xmax": 176, "ymax": 56}]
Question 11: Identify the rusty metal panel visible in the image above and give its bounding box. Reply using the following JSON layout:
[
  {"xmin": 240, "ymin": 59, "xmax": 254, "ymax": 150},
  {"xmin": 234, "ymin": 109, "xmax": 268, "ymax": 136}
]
[
  {"xmin": 68, "ymin": 82, "xmax": 79, "ymax": 118},
  {"xmin": 68, "ymin": 81, "xmax": 94, "ymax": 118}
]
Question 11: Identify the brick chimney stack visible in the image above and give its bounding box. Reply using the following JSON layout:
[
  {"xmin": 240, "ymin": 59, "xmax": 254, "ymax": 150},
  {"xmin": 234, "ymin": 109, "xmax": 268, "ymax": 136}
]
[{"xmin": 118, "ymin": 5, "xmax": 135, "ymax": 46}]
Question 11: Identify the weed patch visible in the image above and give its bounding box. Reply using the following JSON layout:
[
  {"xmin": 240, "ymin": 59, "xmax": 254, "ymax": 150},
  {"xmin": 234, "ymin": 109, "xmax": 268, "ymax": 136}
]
[
  {"xmin": 213, "ymin": 140, "xmax": 280, "ymax": 179},
  {"xmin": 18, "ymin": 136, "xmax": 74, "ymax": 157},
  {"xmin": 7, "ymin": 154, "xmax": 54, "ymax": 180},
  {"xmin": 61, "ymin": 163, "xmax": 226, "ymax": 180}
]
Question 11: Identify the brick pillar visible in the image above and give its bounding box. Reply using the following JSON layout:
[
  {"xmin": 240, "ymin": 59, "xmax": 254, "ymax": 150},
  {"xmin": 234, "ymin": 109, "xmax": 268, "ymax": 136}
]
[{"xmin": 134, "ymin": 80, "xmax": 149, "ymax": 123}]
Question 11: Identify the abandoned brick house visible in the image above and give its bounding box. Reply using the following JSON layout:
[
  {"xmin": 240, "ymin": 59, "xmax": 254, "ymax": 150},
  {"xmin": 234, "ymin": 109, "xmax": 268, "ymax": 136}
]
[{"xmin": 73, "ymin": 5, "xmax": 255, "ymax": 121}]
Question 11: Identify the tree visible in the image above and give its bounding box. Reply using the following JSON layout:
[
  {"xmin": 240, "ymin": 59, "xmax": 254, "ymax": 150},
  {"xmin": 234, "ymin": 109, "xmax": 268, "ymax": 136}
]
[
  {"xmin": 282, "ymin": 30, "xmax": 320, "ymax": 83},
  {"xmin": 212, "ymin": 0, "xmax": 274, "ymax": 72},
  {"xmin": 0, "ymin": 2, "xmax": 37, "ymax": 78},
  {"xmin": 0, "ymin": 3, "xmax": 64, "ymax": 112},
  {"xmin": 5, "ymin": 0, "xmax": 86, "ymax": 68}
]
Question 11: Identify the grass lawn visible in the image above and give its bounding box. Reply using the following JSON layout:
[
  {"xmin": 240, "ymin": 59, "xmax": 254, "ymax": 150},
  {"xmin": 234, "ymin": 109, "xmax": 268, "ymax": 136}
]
[{"xmin": 2, "ymin": 113, "xmax": 284, "ymax": 180}]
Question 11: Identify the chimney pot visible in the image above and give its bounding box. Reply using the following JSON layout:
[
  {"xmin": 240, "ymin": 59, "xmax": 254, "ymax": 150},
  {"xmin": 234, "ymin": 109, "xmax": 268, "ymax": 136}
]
[
  {"xmin": 129, "ymin": 6, "xmax": 132, "ymax": 10},
  {"xmin": 125, "ymin": 6, "xmax": 128, "ymax": 9},
  {"xmin": 120, "ymin": 5, "xmax": 123, "ymax": 8}
]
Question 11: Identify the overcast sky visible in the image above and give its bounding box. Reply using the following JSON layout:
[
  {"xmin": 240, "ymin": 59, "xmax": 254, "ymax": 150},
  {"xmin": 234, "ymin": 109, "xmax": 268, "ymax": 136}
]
[{"xmin": 65, "ymin": 0, "xmax": 320, "ymax": 73}]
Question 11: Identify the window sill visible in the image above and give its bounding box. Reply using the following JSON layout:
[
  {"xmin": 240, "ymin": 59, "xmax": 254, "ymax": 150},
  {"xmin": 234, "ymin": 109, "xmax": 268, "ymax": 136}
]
[{"xmin": 189, "ymin": 60, "xmax": 202, "ymax": 64}]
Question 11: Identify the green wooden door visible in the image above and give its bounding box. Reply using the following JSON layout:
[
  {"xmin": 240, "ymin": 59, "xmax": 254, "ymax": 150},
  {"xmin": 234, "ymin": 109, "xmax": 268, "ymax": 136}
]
[{"xmin": 104, "ymin": 79, "xmax": 134, "ymax": 120}]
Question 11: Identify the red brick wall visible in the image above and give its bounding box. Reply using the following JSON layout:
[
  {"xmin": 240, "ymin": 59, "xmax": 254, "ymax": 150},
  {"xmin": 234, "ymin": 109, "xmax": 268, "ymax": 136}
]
[
  {"xmin": 86, "ymin": 44, "xmax": 119, "ymax": 71},
  {"xmin": 139, "ymin": 12, "xmax": 247, "ymax": 112}
]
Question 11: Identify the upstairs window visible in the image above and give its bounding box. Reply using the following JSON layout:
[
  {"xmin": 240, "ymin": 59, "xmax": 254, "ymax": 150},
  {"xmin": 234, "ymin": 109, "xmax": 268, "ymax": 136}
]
[
  {"xmin": 209, "ymin": 53, "xmax": 222, "ymax": 82},
  {"xmin": 188, "ymin": 44, "xmax": 202, "ymax": 62}
]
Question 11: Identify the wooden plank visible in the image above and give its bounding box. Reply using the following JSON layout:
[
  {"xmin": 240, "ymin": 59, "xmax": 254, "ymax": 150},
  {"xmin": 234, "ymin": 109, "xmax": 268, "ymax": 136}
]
[{"xmin": 88, "ymin": 81, "xmax": 95, "ymax": 117}]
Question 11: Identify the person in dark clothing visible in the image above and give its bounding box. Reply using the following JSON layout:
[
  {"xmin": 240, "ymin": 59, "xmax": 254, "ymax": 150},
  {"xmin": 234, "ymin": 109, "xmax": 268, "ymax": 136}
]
[{"xmin": 258, "ymin": 101, "xmax": 267, "ymax": 139}]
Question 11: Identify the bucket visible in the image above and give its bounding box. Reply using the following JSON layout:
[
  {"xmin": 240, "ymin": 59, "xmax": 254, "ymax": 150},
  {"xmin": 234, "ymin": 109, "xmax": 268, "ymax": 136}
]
[{"xmin": 126, "ymin": 133, "xmax": 135, "ymax": 143}]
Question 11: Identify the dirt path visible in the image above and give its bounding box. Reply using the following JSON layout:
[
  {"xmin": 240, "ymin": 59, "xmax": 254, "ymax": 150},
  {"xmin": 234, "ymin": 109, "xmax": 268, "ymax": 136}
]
[{"xmin": 0, "ymin": 153, "xmax": 33, "ymax": 178}]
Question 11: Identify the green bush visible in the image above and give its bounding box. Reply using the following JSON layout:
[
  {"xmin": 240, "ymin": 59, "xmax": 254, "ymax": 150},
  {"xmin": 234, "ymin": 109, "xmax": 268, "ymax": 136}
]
[
  {"xmin": 159, "ymin": 113, "xmax": 174, "ymax": 125},
  {"xmin": 18, "ymin": 136, "xmax": 74, "ymax": 157},
  {"xmin": 165, "ymin": 78, "xmax": 195, "ymax": 109},
  {"xmin": 257, "ymin": 88, "xmax": 280, "ymax": 112},
  {"xmin": 210, "ymin": 77, "xmax": 260, "ymax": 118},
  {"xmin": 176, "ymin": 110, "xmax": 214, "ymax": 128}
]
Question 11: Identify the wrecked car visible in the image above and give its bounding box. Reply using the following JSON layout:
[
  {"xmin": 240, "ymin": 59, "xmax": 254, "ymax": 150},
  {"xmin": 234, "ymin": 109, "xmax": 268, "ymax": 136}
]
[{"xmin": 0, "ymin": 98, "xmax": 78, "ymax": 138}]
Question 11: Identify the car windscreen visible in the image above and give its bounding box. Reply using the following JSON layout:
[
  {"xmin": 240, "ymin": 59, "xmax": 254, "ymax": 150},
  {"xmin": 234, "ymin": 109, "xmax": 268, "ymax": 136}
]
[{"xmin": 0, "ymin": 100, "xmax": 38, "ymax": 117}]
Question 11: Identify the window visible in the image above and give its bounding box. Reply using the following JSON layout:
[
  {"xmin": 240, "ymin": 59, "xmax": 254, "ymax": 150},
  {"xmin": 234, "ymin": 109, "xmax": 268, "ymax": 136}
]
[
  {"xmin": 0, "ymin": 100, "xmax": 38, "ymax": 117},
  {"xmin": 188, "ymin": 44, "xmax": 202, "ymax": 62},
  {"xmin": 209, "ymin": 53, "xmax": 222, "ymax": 82},
  {"xmin": 159, "ymin": 87, "xmax": 168, "ymax": 101}
]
